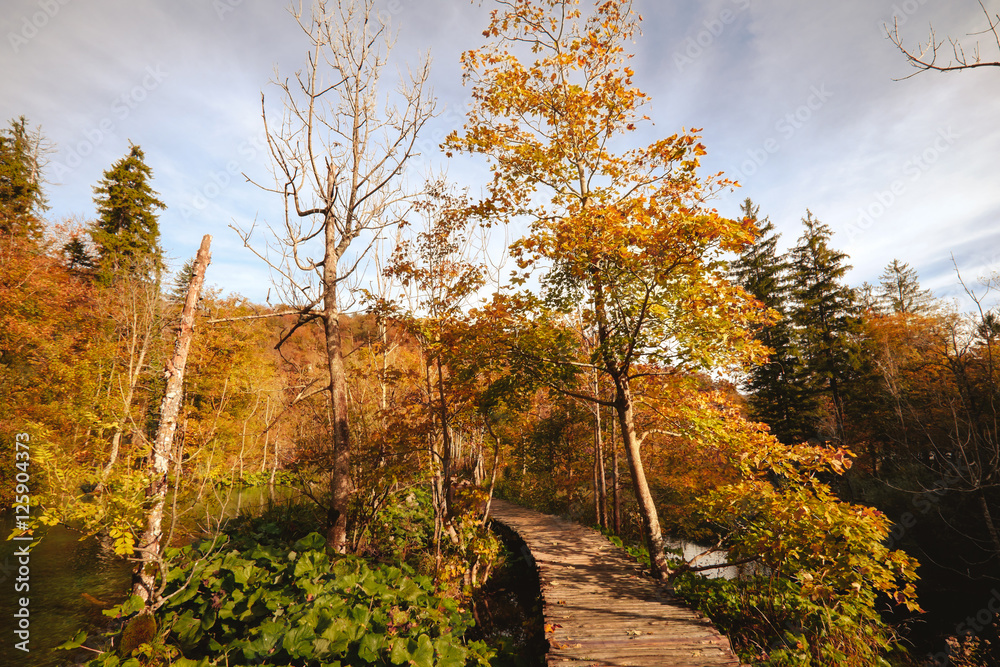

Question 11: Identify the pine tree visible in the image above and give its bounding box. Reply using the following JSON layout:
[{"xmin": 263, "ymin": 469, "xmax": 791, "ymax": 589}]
[
  {"xmin": 91, "ymin": 144, "xmax": 165, "ymax": 282},
  {"xmin": 789, "ymin": 211, "xmax": 864, "ymax": 444},
  {"xmin": 63, "ymin": 236, "xmax": 96, "ymax": 270},
  {"xmin": 730, "ymin": 199, "xmax": 818, "ymax": 443},
  {"xmin": 167, "ymin": 258, "xmax": 196, "ymax": 303},
  {"xmin": 878, "ymin": 259, "xmax": 934, "ymax": 314},
  {"xmin": 0, "ymin": 116, "xmax": 46, "ymax": 245},
  {"xmin": 856, "ymin": 281, "xmax": 879, "ymax": 313}
]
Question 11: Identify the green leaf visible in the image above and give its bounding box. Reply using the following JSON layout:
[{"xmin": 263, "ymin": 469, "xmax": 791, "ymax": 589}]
[
  {"xmin": 282, "ymin": 622, "xmax": 316, "ymax": 657},
  {"xmin": 172, "ymin": 610, "xmax": 203, "ymax": 649},
  {"xmin": 435, "ymin": 636, "xmax": 468, "ymax": 667},
  {"xmin": 293, "ymin": 532, "xmax": 327, "ymax": 551},
  {"xmin": 412, "ymin": 634, "xmax": 434, "ymax": 667},
  {"xmin": 389, "ymin": 638, "xmax": 411, "ymax": 665},
  {"xmin": 55, "ymin": 629, "xmax": 87, "ymax": 651},
  {"xmin": 358, "ymin": 632, "xmax": 384, "ymax": 663},
  {"xmin": 320, "ymin": 619, "xmax": 352, "ymax": 655},
  {"xmin": 104, "ymin": 594, "xmax": 145, "ymax": 618},
  {"xmin": 257, "ymin": 619, "xmax": 286, "ymax": 652}
]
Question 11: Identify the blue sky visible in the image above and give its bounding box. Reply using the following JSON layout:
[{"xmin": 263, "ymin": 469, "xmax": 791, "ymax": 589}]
[{"xmin": 3, "ymin": 0, "xmax": 999, "ymax": 306}]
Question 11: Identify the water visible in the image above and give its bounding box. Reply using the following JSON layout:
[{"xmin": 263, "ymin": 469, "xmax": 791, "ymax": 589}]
[
  {"xmin": 0, "ymin": 485, "xmax": 298, "ymax": 666},
  {"xmin": 664, "ymin": 537, "xmax": 739, "ymax": 579},
  {"xmin": 0, "ymin": 518, "xmax": 133, "ymax": 666},
  {"xmin": 473, "ymin": 521, "xmax": 547, "ymax": 666}
]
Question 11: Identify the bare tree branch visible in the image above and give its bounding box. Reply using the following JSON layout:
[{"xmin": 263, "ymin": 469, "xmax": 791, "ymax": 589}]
[
  {"xmin": 886, "ymin": 3, "xmax": 1000, "ymax": 78},
  {"xmin": 233, "ymin": 0, "xmax": 436, "ymax": 552}
]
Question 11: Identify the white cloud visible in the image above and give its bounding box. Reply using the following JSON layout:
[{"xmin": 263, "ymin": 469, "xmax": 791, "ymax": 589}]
[{"xmin": 2, "ymin": 0, "xmax": 998, "ymax": 306}]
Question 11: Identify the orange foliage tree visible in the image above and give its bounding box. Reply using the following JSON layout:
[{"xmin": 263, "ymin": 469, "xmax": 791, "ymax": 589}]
[{"xmin": 448, "ymin": 0, "xmax": 765, "ymax": 579}]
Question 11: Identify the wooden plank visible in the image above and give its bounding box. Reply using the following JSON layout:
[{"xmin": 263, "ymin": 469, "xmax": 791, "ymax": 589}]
[{"xmin": 489, "ymin": 500, "xmax": 743, "ymax": 667}]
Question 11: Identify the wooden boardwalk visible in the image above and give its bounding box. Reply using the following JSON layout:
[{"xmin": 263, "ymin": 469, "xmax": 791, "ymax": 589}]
[{"xmin": 488, "ymin": 500, "xmax": 742, "ymax": 667}]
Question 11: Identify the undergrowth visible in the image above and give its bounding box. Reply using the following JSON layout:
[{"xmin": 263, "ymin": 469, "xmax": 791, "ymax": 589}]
[{"xmin": 66, "ymin": 493, "xmax": 500, "ymax": 666}]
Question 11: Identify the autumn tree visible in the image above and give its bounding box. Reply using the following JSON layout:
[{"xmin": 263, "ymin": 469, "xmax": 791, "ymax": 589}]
[
  {"xmin": 383, "ymin": 183, "xmax": 486, "ymax": 531},
  {"xmin": 449, "ymin": 0, "xmax": 764, "ymax": 579},
  {"xmin": 236, "ymin": 0, "xmax": 435, "ymax": 551},
  {"xmin": 0, "ymin": 233, "xmax": 103, "ymax": 504}
]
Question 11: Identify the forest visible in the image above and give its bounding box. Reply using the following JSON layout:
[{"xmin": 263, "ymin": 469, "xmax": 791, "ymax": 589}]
[{"xmin": 2, "ymin": 0, "xmax": 999, "ymax": 666}]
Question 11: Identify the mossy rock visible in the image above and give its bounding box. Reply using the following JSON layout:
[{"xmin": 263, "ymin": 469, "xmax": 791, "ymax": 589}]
[{"xmin": 119, "ymin": 611, "xmax": 157, "ymax": 655}]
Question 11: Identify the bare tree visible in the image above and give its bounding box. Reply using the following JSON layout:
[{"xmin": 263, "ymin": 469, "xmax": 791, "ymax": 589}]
[
  {"xmin": 234, "ymin": 0, "xmax": 435, "ymax": 551},
  {"xmin": 887, "ymin": 1, "xmax": 1000, "ymax": 77},
  {"xmin": 134, "ymin": 235, "xmax": 211, "ymax": 607}
]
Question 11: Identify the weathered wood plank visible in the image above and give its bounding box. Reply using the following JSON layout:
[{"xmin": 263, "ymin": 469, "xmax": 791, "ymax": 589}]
[{"xmin": 489, "ymin": 500, "xmax": 743, "ymax": 667}]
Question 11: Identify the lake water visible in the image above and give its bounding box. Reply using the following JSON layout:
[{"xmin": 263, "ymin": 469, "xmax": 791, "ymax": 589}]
[{"xmin": 0, "ymin": 485, "xmax": 299, "ymax": 666}]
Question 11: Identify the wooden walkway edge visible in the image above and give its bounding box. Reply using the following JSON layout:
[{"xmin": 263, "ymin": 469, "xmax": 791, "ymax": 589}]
[{"xmin": 488, "ymin": 500, "xmax": 743, "ymax": 667}]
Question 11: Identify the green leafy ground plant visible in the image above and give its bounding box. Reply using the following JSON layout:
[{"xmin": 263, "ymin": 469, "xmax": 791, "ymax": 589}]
[{"xmin": 85, "ymin": 531, "xmax": 493, "ymax": 666}]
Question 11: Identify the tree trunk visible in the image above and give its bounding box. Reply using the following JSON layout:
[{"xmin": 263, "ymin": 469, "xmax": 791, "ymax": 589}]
[
  {"xmin": 980, "ymin": 489, "xmax": 1000, "ymax": 559},
  {"xmin": 614, "ymin": 378, "xmax": 671, "ymax": 580},
  {"xmin": 436, "ymin": 355, "xmax": 454, "ymax": 518},
  {"xmin": 593, "ymin": 405, "xmax": 608, "ymax": 529},
  {"xmin": 481, "ymin": 420, "xmax": 503, "ymax": 525},
  {"xmin": 593, "ymin": 372, "xmax": 607, "ymax": 529},
  {"xmin": 323, "ymin": 245, "xmax": 352, "ymax": 553},
  {"xmin": 611, "ymin": 414, "xmax": 621, "ymax": 534},
  {"xmin": 133, "ymin": 235, "xmax": 211, "ymax": 606}
]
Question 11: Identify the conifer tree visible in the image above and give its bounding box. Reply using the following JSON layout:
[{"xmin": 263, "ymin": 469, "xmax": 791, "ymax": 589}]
[
  {"xmin": 730, "ymin": 199, "xmax": 817, "ymax": 443},
  {"xmin": 168, "ymin": 258, "xmax": 196, "ymax": 303},
  {"xmin": 0, "ymin": 116, "xmax": 46, "ymax": 245},
  {"xmin": 878, "ymin": 259, "xmax": 934, "ymax": 314},
  {"xmin": 789, "ymin": 211, "xmax": 863, "ymax": 444},
  {"xmin": 91, "ymin": 144, "xmax": 165, "ymax": 282},
  {"xmin": 63, "ymin": 236, "xmax": 96, "ymax": 271},
  {"xmin": 856, "ymin": 281, "xmax": 879, "ymax": 313}
]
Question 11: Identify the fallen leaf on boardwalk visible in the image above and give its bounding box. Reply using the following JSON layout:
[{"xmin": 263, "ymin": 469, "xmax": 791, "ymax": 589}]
[{"xmin": 544, "ymin": 623, "xmax": 563, "ymax": 633}]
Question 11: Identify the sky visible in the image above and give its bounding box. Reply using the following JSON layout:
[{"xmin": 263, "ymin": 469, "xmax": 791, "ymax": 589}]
[{"xmin": 3, "ymin": 0, "xmax": 1000, "ymax": 307}]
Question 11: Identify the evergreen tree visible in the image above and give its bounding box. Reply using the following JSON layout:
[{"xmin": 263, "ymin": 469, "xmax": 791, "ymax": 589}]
[
  {"xmin": 878, "ymin": 259, "xmax": 934, "ymax": 314},
  {"xmin": 167, "ymin": 258, "xmax": 196, "ymax": 303},
  {"xmin": 63, "ymin": 236, "xmax": 96, "ymax": 271},
  {"xmin": 0, "ymin": 116, "xmax": 46, "ymax": 245},
  {"xmin": 856, "ymin": 281, "xmax": 879, "ymax": 313},
  {"xmin": 789, "ymin": 211, "xmax": 864, "ymax": 444},
  {"xmin": 91, "ymin": 144, "xmax": 165, "ymax": 282},
  {"xmin": 730, "ymin": 199, "xmax": 818, "ymax": 443}
]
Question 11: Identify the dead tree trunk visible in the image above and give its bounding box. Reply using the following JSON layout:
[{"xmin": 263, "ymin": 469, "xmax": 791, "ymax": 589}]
[{"xmin": 133, "ymin": 235, "xmax": 211, "ymax": 607}]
